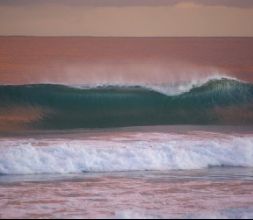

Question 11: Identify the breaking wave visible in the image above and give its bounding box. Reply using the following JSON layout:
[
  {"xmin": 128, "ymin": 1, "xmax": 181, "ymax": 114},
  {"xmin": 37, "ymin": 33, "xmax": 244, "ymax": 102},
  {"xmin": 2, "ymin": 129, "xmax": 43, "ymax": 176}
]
[
  {"xmin": 0, "ymin": 76, "xmax": 253, "ymax": 130},
  {"xmin": 0, "ymin": 133, "xmax": 253, "ymax": 175}
]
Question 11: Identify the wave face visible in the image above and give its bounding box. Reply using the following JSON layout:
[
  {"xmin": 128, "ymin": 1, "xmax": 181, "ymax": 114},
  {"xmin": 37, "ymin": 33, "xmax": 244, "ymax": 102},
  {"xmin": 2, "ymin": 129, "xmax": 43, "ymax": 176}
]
[
  {"xmin": 0, "ymin": 133, "xmax": 253, "ymax": 175},
  {"xmin": 0, "ymin": 78, "xmax": 253, "ymax": 130}
]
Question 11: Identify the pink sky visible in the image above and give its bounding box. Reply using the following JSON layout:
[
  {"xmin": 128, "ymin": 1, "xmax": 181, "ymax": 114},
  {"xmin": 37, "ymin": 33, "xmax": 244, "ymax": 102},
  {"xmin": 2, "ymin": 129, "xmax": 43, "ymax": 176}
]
[
  {"xmin": 1, "ymin": 0, "xmax": 253, "ymax": 7},
  {"xmin": 0, "ymin": 0, "xmax": 253, "ymax": 36}
]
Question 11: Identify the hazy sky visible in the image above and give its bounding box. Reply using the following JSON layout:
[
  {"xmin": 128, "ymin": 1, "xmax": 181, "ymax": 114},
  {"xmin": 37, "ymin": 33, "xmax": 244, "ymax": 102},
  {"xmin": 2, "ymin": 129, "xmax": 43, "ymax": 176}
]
[{"xmin": 0, "ymin": 0, "xmax": 253, "ymax": 36}]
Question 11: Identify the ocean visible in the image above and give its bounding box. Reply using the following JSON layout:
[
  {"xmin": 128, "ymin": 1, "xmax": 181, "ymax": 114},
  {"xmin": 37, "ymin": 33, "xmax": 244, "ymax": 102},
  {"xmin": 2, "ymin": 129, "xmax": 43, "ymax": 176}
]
[
  {"xmin": 0, "ymin": 37, "xmax": 253, "ymax": 219},
  {"xmin": 0, "ymin": 126, "xmax": 253, "ymax": 218}
]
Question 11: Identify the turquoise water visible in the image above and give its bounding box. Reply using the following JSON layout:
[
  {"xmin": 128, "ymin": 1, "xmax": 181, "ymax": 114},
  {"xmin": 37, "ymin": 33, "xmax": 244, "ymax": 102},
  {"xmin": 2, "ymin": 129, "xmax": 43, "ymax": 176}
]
[{"xmin": 0, "ymin": 78, "xmax": 253, "ymax": 130}]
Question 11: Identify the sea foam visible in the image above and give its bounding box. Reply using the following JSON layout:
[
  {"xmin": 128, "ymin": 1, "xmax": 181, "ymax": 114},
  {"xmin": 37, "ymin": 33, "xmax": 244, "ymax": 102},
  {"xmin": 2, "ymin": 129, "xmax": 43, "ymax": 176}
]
[{"xmin": 0, "ymin": 132, "xmax": 252, "ymax": 175}]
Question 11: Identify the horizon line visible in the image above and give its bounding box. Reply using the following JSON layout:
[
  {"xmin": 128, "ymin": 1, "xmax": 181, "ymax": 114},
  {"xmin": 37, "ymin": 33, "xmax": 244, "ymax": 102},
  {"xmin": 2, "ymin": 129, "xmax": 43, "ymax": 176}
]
[{"xmin": 1, "ymin": 35, "xmax": 253, "ymax": 38}]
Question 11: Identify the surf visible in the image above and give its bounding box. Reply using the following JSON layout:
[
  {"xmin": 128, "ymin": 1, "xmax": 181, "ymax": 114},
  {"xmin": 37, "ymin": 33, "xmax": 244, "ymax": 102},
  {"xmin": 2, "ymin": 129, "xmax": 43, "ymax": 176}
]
[
  {"xmin": 0, "ymin": 76, "xmax": 253, "ymax": 130},
  {"xmin": 0, "ymin": 132, "xmax": 253, "ymax": 175}
]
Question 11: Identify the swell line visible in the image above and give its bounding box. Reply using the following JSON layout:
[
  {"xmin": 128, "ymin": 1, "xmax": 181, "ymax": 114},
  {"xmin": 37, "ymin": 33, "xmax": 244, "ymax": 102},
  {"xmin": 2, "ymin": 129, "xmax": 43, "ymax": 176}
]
[{"xmin": 0, "ymin": 77, "xmax": 253, "ymax": 130}]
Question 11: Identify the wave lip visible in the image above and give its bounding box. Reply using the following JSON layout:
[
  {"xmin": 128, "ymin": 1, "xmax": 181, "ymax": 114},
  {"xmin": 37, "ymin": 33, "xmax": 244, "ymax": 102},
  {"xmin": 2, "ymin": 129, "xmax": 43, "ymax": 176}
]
[
  {"xmin": 0, "ymin": 133, "xmax": 253, "ymax": 175},
  {"xmin": 143, "ymin": 75, "xmax": 241, "ymax": 96},
  {"xmin": 61, "ymin": 75, "xmax": 241, "ymax": 96},
  {"xmin": 0, "ymin": 74, "xmax": 243, "ymax": 95}
]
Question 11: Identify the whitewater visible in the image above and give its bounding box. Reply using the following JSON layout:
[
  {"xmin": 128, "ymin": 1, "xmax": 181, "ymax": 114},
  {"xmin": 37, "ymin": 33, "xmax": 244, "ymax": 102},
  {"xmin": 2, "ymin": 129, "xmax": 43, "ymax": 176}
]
[{"xmin": 0, "ymin": 130, "xmax": 253, "ymax": 175}]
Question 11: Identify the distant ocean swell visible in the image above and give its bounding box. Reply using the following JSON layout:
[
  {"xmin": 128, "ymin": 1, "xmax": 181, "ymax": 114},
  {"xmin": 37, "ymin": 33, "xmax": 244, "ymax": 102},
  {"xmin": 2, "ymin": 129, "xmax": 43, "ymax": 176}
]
[{"xmin": 0, "ymin": 77, "xmax": 253, "ymax": 130}]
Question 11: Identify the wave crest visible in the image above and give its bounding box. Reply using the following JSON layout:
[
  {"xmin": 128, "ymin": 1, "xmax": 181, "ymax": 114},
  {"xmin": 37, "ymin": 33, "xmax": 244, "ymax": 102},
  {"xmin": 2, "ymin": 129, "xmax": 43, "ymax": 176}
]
[{"xmin": 69, "ymin": 75, "xmax": 240, "ymax": 96}]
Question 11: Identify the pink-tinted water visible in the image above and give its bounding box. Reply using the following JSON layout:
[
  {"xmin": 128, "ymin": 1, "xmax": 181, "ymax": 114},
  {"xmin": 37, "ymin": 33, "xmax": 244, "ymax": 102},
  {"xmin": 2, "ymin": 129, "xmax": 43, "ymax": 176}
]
[
  {"xmin": 0, "ymin": 170, "xmax": 253, "ymax": 219},
  {"xmin": 0, "ymin": 126, "xmax": 253, "ymax": 219}
]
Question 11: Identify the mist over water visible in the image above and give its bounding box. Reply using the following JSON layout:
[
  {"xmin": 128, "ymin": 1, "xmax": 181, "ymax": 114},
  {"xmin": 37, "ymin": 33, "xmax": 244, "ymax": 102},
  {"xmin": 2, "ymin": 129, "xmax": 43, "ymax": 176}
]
[{"xmin": 1, "ymin": 37, "xmax": 253, "ymax": 85}]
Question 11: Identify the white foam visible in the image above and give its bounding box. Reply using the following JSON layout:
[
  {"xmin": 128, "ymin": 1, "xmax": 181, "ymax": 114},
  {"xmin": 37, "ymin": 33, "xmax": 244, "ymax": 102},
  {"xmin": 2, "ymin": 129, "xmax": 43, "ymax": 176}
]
[
  {"xmin": 144, "ymin": 74, "xmax": 239, "ymax": 96},
  {"xmin": 0, "ymin": 133, "xmax": 252, "ymax": 175}
]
